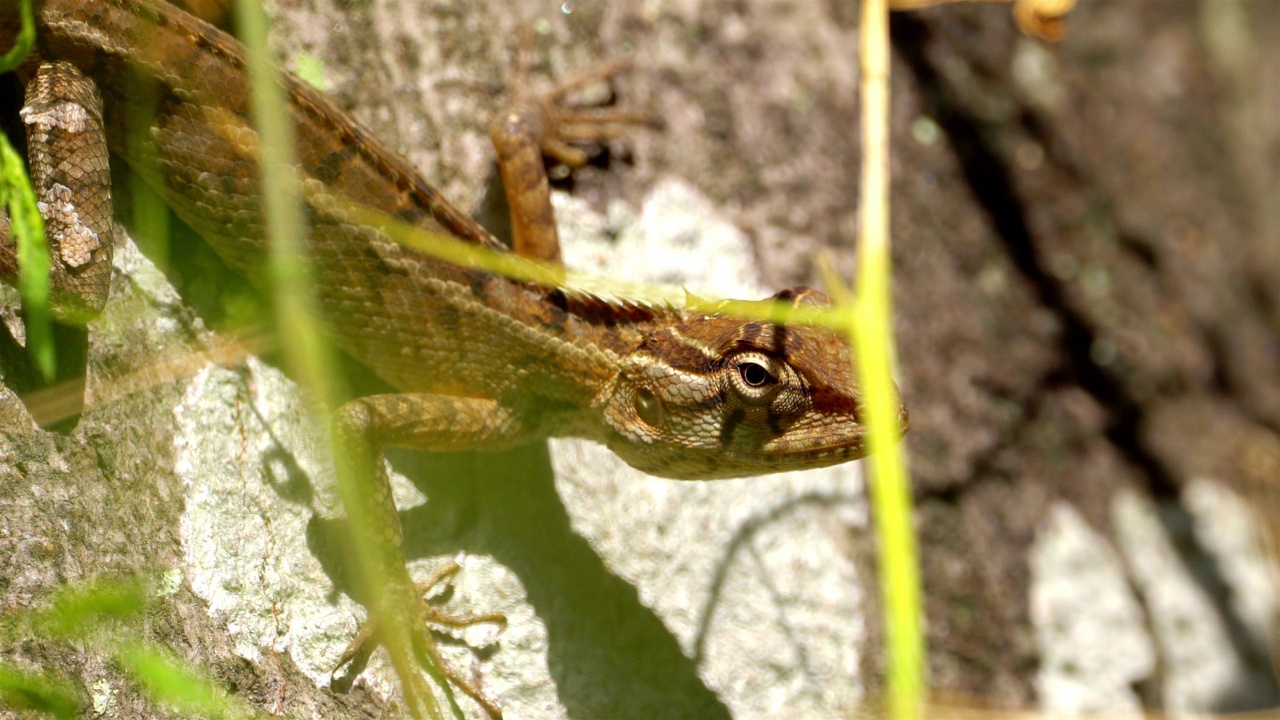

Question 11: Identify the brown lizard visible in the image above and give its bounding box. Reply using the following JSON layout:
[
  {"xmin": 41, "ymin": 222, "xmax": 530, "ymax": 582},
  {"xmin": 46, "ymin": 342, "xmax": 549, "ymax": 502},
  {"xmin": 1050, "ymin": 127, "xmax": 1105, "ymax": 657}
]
[{"xmin": 0, "ymin": 0, "xmax": 909, "ymax": 716}]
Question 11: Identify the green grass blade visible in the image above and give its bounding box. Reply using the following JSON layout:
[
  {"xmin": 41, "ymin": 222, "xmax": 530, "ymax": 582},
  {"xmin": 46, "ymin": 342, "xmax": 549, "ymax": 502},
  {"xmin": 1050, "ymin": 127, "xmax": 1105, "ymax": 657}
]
[
  {"xmin": 0, "ymin": 134, "xmax": 55, "ymax": 381},
  {"xmin": 856, "ymin": 0, "xmax": 925, "ymax": 716},
  {"xmin": 229, "ymin": 2, "xmax": 451, "ymax": 718},
  {"xmin": 117, "ymin": 642, "xmax": 262, "ymax": 719},
  {"xmin": 0, "ymin": 0, "xmax": 55, "ymax": 381},
  {"xmin": 33, "ymin": 579, "xmax": 148, "ymax": 640},
  {"xmin": 0, "ymin": 0, "xmax": 34, "ymax": 72},
  {"xmin": 0, "ymin": 665, "xmax": 81, "ymax": 719}
]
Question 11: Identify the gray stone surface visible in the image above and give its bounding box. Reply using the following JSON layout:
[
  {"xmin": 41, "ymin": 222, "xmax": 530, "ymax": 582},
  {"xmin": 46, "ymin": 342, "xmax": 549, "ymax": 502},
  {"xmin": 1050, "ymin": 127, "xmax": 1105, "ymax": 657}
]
[
  {"xmin": 162, "ymin": 178, "xmax": 870, "ymax": 718},
  {"xmin": 1031, "ymin": 503, "xmax": 1153, "ymax": 716},
  {"xmin": 5, "ymin": 0, "xmax": 1279, "ymax": 717}
]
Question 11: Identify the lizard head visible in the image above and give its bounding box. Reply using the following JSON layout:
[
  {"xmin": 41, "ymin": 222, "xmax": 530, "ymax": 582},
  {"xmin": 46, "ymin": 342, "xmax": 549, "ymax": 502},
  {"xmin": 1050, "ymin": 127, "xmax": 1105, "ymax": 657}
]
[{"xmin": 599, "ymin": 287, "xmax": 908, "ymax": 480}]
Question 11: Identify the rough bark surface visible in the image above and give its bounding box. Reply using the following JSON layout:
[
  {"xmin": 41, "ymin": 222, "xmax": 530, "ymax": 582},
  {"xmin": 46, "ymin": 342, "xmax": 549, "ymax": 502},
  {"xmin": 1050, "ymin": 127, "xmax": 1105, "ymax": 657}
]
[{"xmin": 2, "ymin": 0, "xmax": 1278, "ymax": 717}]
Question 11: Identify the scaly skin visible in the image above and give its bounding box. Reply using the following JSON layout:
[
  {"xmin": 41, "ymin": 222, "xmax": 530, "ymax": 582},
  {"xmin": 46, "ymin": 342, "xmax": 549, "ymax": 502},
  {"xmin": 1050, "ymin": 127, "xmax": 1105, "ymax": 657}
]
[{"xmin": 0, "ymin": 0, "xmax": 908, "ymax": 715}]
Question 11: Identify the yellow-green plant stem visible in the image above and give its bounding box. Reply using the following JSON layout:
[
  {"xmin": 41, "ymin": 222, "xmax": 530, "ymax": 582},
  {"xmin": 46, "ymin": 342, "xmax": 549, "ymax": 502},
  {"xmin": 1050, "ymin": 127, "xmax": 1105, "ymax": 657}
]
[{"xmin": 856, "ymin": 0, "xmax": 925, "ymax": 717}]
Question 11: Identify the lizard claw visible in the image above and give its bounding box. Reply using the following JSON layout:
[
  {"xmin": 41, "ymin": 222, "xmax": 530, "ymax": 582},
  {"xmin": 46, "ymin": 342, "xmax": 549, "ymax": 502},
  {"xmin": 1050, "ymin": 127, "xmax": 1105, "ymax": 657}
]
[
  {"xmin": 509, "ymin": 54, "xmax": 655, "ymax": 170},
  {"xmin": 333, "ymin": 560, "xmax": 508, "ymax": 718},
  {"xmin": 490, "ymin": 46, "xmax": 655, "ymax": 264}
]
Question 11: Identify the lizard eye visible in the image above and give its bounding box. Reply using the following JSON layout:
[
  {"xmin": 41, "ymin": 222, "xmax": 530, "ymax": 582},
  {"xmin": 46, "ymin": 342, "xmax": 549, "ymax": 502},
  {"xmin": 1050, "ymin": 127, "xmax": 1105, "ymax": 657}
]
[
  {"xmin": 738, "ymin": 361, "xmax": 773, "ymax": 388},
  {"xmin": 634, "ymin": 387, "xmax": 664, "ymax": 427},
  {"xmin": 729, "ymin": 353, "xmax": 783, "ymax": 404}
]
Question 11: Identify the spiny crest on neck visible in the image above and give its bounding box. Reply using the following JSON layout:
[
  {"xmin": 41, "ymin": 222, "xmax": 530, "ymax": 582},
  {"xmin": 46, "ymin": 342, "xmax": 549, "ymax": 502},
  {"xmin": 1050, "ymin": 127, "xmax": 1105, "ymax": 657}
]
[{"xmin": 539, "ymin": 283, "xmax": 833, "ymax": 329}]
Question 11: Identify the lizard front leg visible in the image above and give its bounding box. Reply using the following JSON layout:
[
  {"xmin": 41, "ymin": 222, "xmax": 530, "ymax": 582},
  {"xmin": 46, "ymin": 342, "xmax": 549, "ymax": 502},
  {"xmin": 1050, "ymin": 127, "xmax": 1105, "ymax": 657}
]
[
  {"xmin": 335, "ymin": 61, "xmax": 651, "ymax": 717},
  {"xmin": 489, "ymin": 60, "xmax": 650, "ymax": 266},
  {"xmin": 331, "ymin": 393, "xmax": 528, "ymax": 719}
]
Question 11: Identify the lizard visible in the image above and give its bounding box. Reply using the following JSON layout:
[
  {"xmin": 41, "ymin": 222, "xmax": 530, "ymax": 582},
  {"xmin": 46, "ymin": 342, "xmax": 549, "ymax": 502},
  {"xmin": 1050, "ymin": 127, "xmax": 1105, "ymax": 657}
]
[{"xmin": 0, "ymin": 0, "xmax": 910, "ymax": 716}]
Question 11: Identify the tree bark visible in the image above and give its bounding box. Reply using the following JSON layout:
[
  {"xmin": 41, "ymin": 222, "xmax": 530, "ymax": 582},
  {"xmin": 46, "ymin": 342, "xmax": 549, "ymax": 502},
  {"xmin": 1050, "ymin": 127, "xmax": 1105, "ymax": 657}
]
[{"xmin": 2, "ymin": 0, "xmax": 1277, "ymax": 717}]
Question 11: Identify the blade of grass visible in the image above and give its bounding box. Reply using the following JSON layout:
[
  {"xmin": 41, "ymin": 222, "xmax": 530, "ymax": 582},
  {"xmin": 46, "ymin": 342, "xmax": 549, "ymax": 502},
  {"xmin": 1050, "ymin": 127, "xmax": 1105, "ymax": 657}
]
[
  {"xmin": 117, "ymin": 642, "xmax": 262, "ymax": 720},
  {"xmin": 0, "ymin": 578, "xmax": 260, "ymax": 719},
  {"xmin": 856, "ymin": 0, "xmax": 925, "ymax": 717},
  {"xmin": 0, "ymin": 0, "xmax": 34, "ymax": 69},
  {"xmin": 0, "ymin": 136, "xmax": 53, "ymax": 380},
  {"xmin": 0, "ymin": 0, "xmax": 55, "ymax": 381},
  {"xmin": 33, "ymin": 578, "xmax": 148, "ymax": 640},
  {"xmin": 0, "ymin": 665, "xmax": 80, "ymax": 719},
  {"xmin": 229, "ymin": 2, "xmax": 453, "ymax": 718}
]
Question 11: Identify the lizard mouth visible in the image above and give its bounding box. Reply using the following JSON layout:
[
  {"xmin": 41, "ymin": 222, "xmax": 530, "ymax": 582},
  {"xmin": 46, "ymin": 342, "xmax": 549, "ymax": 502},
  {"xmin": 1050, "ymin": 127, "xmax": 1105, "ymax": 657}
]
[
  {"xmin": 624, "ymin": 437, "xmax": 866, "ymax": 481},
  {"xmin": 756, "ymin": 402, "xmax": 908, "ymax": 459},
  {"xmin": 627, "ymin": 403, "xmax": 908, "ymax": 481}
]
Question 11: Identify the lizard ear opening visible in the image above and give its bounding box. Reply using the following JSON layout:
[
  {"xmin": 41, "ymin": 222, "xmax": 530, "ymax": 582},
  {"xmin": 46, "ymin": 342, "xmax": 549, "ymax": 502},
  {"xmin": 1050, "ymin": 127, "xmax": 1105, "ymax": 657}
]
[{"xmin": 633, "ymin": 387, "xmax": 664, "ymax": 428}]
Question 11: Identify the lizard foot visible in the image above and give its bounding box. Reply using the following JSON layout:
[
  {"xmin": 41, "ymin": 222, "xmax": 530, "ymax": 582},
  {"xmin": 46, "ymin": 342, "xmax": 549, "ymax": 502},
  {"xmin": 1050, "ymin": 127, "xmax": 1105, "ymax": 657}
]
[
  {"xmin": 502, "ymin": 49, "xmax": 654, "ymax": 170},
  {"xmin": 489, "ymin": 52, "xmax": 653, "ymax": 264},
  {"xmin": 531, "ymin": 59, "xmax": 654, "ymax": 169},
  {"xmin": 334, "ymin": 560, "xmax": 508, "ymax": 718}
]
